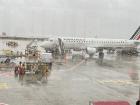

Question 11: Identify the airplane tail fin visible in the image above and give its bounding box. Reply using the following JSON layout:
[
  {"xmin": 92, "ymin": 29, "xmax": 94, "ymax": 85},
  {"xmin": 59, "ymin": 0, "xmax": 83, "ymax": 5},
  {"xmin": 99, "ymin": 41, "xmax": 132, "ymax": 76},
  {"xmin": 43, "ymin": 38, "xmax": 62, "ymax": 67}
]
[{"xmin": 130, "ymin": 26, "xmax": 140, "ymax": 40}]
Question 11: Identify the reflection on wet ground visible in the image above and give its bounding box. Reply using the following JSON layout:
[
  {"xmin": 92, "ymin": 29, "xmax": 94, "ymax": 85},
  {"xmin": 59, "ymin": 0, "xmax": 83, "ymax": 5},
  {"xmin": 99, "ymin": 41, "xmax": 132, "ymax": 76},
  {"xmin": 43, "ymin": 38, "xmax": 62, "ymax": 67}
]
[{"xmin": 0, "ymin": 55, "xmax": 139, "ymax": 105}]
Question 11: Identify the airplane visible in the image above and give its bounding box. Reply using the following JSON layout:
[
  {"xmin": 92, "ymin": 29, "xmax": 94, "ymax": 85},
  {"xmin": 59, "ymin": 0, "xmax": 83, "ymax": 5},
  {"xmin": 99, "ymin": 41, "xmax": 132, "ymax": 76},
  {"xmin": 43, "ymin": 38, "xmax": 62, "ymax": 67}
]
[{"xmin": 40, "ymin": 26, "xmax": 140, "ymax": 58}]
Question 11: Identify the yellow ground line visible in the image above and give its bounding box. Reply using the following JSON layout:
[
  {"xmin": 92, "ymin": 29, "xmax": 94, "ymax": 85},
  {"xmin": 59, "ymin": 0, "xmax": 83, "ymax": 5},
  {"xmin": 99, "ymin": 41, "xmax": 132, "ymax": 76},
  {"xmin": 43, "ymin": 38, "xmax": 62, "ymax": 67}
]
[
  {"xmin": 97, "ymin": 80, "xmax": 139, "ymax": 85},
  {"xmin": 0, "ymin": 83, "xmax": 9, "ymax": 89}
]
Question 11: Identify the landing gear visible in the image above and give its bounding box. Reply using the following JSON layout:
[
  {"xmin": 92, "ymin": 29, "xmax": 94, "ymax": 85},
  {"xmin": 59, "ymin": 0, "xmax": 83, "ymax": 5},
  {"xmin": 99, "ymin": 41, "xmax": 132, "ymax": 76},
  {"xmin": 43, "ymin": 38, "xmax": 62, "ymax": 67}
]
[
  {"xmin": 89, "ymin": 54, "xmax": 94, "ymax": 58},
  {"xmin": 116, "ymin": 49, "xmax": 138, "ymax": 56},
  {"xmin": 107, "ymin": 49, "xmax": 115, "ymax": 54},
  {"xmin": 127, "ymin": 50, "xmax": 138, "ymax": 56}
]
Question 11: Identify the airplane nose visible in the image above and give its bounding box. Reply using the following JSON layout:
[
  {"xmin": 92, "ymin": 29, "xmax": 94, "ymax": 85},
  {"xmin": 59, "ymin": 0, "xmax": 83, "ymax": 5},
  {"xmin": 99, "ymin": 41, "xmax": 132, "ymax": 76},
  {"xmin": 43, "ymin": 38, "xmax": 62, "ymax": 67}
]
[
  {"xmin": 40, "ymin": 41, "xmax": 53, "ymax": 49},
  {"xmin": 40, "ymin": 42, "xmax": 46, "ymax": 48}
]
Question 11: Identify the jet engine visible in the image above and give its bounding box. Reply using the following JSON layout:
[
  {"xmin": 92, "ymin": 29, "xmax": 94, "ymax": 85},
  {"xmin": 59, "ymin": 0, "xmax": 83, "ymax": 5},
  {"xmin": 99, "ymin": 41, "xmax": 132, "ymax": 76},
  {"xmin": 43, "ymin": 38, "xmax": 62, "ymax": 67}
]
[
  {"xmin": 136, "ymin": 45, "xmax": 140, "ymax": 53},
  {"xmin": 86, "ymin": 47, "xmax": 97, "ymax": 57}
]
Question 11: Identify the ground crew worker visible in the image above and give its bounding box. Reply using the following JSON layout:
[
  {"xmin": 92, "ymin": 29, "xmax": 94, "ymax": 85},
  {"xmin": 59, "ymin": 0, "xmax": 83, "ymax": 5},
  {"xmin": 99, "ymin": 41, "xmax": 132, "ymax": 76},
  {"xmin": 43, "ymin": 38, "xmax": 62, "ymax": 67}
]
[
  {"xmin": 18, "ymin": 61, "xmax": 22, "ymax": 73},
  {"xmin": 14, "ymin": 66, "xmax": 19, "ymax": 77},
  {"xmin": 18, "ymin": 63, "xmax": 25, "ymax": 81},
  {"xmin": 18, "ymin": 61, "xmax": 22, "ymax": 66},
  {"xmin": 42, "ymin": 66, "xmax": 49, "ymax": 77},
  {"xmin": 22, "ymin": 64, "xmax": 25, "ymax": 75},
  {"xmin": 41, "ymin": 65, "xmax": 49, "ymax": 83}
]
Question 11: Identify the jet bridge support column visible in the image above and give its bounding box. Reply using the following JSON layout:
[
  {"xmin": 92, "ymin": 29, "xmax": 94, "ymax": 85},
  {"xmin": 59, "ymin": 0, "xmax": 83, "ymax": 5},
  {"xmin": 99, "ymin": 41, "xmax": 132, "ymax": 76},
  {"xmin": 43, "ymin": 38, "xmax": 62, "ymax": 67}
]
[
  {"xmin": 58, "ymin": 38, "xmax": 65, "ymax": 58},
  {"xmin": 98, "ymin": 49, "xmax": 104, "ymax": 64}
]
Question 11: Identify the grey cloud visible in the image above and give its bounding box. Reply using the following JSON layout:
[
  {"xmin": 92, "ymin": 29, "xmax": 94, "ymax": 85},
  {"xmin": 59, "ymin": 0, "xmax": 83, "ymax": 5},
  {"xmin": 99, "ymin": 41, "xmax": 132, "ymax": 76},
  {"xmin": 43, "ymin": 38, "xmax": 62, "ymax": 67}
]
[{"xmin": 0, "ymin": 0, "xmax": 139, "ymax": 39}]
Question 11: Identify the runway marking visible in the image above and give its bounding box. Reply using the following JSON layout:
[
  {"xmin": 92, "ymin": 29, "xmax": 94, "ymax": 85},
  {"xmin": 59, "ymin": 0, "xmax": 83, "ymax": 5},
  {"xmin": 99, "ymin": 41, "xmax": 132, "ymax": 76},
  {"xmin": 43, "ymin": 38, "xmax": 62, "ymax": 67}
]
[
  {"xmin": 0, "ymin": 103, "xmax": 9, "ymax": 105},
  {"xmin": 0, "ymin": 83, "xmax": 9, "ymax": 89},
  {"xmin": 71, "ymin": 78, "xmax": 89, "ymax": 81},
  {"xmin": 97, "ymin": 80, "xmax": 139, "ymax": 85},
  {"xmin": 0, "ymin": 71, "xmax": 14, "ymax": 78},
  {"xmin": 68, "ymin": 60, "xmax": 85, "ymax": 71}
]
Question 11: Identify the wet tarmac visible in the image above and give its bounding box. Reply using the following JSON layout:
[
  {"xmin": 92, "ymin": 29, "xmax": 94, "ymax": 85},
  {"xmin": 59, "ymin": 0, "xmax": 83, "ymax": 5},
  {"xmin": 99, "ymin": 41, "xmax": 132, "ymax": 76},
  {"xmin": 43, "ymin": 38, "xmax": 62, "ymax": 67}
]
[{"xmin": 0, "ymin": 54, "xmax": 139, "ymax": 105}]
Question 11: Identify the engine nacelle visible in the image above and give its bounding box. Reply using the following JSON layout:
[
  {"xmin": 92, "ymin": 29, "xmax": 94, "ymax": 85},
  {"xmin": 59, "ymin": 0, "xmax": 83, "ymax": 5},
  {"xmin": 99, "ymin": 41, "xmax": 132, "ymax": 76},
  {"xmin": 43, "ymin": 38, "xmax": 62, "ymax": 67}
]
[
  {"xmin": 71, "ymin": 50, "xmax": 86, "ymax": 59},
  {"xmin": 86, "ymin": 47, "xmax": 97, "ymax": 56},
  {"xmin": 136, "ymin": 45, "xmax": 140, "ymax": 53}
]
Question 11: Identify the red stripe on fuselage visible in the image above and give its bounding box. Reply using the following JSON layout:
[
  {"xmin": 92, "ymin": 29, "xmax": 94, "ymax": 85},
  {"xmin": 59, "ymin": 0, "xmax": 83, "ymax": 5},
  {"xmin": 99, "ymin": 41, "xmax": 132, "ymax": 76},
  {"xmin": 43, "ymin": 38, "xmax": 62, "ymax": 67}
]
[{"xmin": 137, "ymin": 35, "xmax": 140, "ymax": 40}]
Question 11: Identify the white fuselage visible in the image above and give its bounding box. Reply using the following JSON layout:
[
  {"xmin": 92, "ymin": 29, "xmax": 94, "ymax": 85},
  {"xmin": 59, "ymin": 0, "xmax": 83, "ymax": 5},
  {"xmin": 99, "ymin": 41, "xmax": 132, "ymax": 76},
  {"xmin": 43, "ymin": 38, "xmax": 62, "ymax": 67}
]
[{"xmin": 61, "ymin": 37, "xmax": 136, "ymax": 50}]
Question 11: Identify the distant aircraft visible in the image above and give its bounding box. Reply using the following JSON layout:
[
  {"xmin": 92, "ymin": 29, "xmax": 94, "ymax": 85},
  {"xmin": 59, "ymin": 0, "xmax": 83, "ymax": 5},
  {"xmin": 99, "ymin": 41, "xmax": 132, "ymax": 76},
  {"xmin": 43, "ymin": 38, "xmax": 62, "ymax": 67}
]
[{"xmin": 40, "ymin": 26, "xmax": 140, "ymax": 57}]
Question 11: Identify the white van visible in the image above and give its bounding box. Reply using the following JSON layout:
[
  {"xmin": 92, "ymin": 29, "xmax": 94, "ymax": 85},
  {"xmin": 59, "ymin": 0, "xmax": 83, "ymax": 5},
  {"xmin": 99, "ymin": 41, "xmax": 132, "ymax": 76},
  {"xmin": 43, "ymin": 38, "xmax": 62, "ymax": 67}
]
[
  {"xmin": 40, "ymin": 52, "xmax": 53, "ymax": 70},
  {"xmin": 40, "ymin": 52, "xmax": 53, "ymax": 63}
]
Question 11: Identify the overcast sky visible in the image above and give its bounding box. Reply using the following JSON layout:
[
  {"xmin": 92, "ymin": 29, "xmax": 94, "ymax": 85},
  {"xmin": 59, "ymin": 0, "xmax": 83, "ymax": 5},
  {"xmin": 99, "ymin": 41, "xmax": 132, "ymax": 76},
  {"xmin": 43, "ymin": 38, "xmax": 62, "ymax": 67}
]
[{"xmin": 0, "ymin": 0, "xmax": 139, "ymax": 39}]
